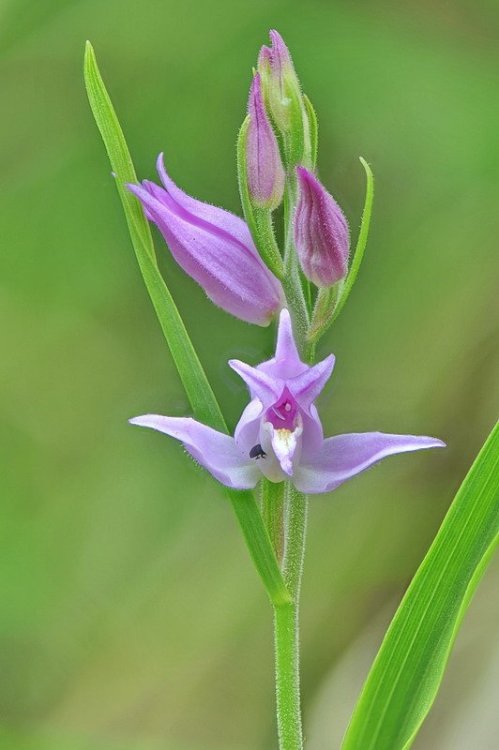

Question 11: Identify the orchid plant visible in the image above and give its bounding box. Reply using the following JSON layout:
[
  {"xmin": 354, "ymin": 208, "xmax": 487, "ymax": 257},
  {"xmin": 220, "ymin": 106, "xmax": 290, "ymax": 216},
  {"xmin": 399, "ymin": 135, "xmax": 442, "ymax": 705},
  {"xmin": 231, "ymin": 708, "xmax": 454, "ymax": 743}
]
[{"xmin": 85, "ymin": 30, "xmax": 499, "ymax": 750}]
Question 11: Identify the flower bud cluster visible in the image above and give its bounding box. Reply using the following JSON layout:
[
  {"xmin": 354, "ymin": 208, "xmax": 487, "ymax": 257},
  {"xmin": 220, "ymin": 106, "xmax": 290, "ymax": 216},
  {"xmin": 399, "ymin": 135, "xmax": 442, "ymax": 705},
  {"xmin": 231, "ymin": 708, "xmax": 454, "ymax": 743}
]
[
  {"xmin": 257, "ymin": 30, "xmax": 312, "ymax": 168},
  {"xmin": 130, "ymin": 29, "xmax": 353, "ymax": 337},
  {"xmin": 246, "ymin": 30, "xmax": 350, "ymax": 293}
]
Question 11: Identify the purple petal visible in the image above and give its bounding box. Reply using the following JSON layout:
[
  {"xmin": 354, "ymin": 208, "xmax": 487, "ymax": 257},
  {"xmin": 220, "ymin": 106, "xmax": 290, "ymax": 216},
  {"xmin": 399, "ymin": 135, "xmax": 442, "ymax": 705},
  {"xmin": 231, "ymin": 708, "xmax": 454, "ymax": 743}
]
[
  {"xmin": 268, "ymin": 29, "xmax": 294, "ymax": 72},
  {"xmin": 155, "ymin": 154, "xmax": 259, "ymax": 254},
  {"xmin": 294, "ymin": 167, "xmax": 350, "ymax": 288},
  {"xmin": 246, "ymin": 73, "xmax": 285, "ymax": 209},
  {"xmin": 294, "ymin": 432, "xmax": 446, "ymax": 495},
  {"xmin": 128, "ymin": 181, "xmax": 283, "ymax": 325},
  {"xmin": 258, "ymin": 309, "xmax": 308, "ymax": 379},
  {"xmin": 275, "ymin": 309, "xmax": 299, "ymax": 363},
  {"xmin": 130, "ymin": 415, "xmax": 260, "ymax": 489},
  {"xmin": 257, "ymin": 44, "xmax": 272, "ymax": 71},
  {"xmin": 265, "ymin": 386, "xmax": 299, "ymax": 430},
  {"xmin": 229, "ymin": 359, "xmax": 280, "ymax": 404},
  {"xmin": 257, "ymin": 30, "xmax": 301, "ymax": 132},
  {"xmin": 234, "ymin": 398, "xmax": 263, "ymax": 452},
  {"xmin": 290, "ymin": 354, "xmax": 335, "ymax": 409},
  {"xmin": 300, "ymin": 404, "xmax": 325, "ymax": 460}
]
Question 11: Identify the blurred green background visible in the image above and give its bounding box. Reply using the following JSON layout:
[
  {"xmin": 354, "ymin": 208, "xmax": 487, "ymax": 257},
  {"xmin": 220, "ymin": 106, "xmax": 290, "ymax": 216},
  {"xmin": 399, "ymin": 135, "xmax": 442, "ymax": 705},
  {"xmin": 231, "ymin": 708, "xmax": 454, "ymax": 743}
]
[{"xmin": 1, "ymin": 0, "xmax": 499, "ymax": 748}]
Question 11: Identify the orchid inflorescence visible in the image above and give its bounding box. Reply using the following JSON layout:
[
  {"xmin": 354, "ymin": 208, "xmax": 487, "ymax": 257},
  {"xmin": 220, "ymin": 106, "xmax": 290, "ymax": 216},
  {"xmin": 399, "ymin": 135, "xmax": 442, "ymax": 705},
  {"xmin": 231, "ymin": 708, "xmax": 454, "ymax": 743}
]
[
  {"xmin": 86, "ymin": 29, "xmax": 446, "ymax": 750},
  {"xmin": 128, "ymin": 30, "xmax": 443, "ymax": 496}
]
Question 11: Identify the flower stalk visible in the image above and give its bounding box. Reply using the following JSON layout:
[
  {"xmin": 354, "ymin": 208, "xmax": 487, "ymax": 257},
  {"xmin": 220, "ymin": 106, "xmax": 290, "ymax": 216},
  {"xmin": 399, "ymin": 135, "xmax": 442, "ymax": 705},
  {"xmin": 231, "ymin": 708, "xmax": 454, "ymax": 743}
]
[
  {"xmin": 263, "ymin": 479, "xmax": 307, "ymax": 750},
  {"xmin": 262, "ymin": 479, "xmax": 286, "ymax": 565},
  {"xmin": 273, "ymin": 484, "xmax": 308, "ymax": 750},
  {"xmin": 282, "ymin": 175, "xmax": 310, "ymax": 351},
  {"xmin": 274, "ymin": 600, "xmax": 304, "ymax": 750}
]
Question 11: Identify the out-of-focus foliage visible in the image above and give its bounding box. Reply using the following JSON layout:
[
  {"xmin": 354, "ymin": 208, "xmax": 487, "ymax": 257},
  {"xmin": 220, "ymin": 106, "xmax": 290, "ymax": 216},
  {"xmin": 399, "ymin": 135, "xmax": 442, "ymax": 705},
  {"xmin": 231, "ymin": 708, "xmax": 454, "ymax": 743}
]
[{"xmin": 1, "ymin": 1, "xmax": 498, "ymax": 749}]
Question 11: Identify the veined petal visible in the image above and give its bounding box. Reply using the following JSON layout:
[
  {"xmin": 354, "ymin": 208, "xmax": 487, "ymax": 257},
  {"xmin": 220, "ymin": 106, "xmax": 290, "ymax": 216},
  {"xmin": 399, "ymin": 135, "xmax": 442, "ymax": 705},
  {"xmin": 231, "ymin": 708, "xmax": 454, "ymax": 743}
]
[
  {"xmin": 155, "ymin": 154, "xmax": 258, "ymax": 254},
  {"xmin": 130, "ymin": 415, "xmax": 260, "ymax": 489},
  {"xmin": 294, "ymin": 167, "xmax": 350, "ymax": 288},
  {"xmin": 141, "ymin": 179, "xmax": 169, "ymax": 215},
  {"xmin": 128, "ymin": 182, "xmax": 282, "ymax": 325},
  {"xmin": 290, "ymin": 354, "xmax": 335, "ymax": 409},
  {"xmin": 246, "ymin": 73, "xmax": 285, "ymax": 209},
  {"xmin": 258, "ymin": 308, "xmax": 308, "ymax": 379},
  {"xmin": 229, "ymin": 359, "xmax": 280, "ymax": 403},
  {"xmin": 294, "ymin": 432, "xmax": 445, "ymax": 495}
]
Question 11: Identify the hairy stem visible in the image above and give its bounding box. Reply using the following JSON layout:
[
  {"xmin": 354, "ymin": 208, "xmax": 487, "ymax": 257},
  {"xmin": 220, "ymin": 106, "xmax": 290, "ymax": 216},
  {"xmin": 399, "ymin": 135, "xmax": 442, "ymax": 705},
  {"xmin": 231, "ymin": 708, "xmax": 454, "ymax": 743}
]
[
  {"xmin": 273, "ymin": 484, "xmax": 308, "ymax": 750},
  {"xmin": 283, "ymin": 485, "xmax": 308, "ymax": 599},
  {"xmin": 281, "ymin": 184, "xmax": 309, "ymax": 352},
  {"xmin": 262, "ymin": 479, "xmax": 286, "ymax": 565}
]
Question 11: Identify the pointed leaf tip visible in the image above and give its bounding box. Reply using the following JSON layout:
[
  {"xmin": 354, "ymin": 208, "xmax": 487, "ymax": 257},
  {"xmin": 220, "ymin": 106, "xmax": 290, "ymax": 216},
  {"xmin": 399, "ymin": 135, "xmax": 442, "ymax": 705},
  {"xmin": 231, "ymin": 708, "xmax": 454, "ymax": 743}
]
[{"xmin": 84, "ymin": 50, "xmax": 290, "ymax": 607}]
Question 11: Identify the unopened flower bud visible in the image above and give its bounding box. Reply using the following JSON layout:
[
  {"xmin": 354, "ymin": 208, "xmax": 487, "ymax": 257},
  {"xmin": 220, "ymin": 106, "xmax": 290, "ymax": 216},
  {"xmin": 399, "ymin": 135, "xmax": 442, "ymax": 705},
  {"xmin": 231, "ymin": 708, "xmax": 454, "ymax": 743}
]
[
  {"xmin": 294, "ymin": 167, "xmax": 350, "ymax": 288},
  {"xmin": 257, "ymin": 30, "xmax": 301, "ymax": 132},
  {"xmin": 128, "ymin": 154, "xmax": 283, "ymax": 325},
  {"xmin": 246, "ymin": 73, "xmax": 285, "ymax": 210},
  {"xmin": 257, "ymin": 30, "xmax": 310, "ymax": 166}
]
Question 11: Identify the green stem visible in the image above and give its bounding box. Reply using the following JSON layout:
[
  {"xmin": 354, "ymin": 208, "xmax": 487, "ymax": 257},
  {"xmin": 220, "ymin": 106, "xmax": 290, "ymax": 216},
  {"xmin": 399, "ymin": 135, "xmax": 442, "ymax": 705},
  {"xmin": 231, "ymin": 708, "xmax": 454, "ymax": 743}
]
[
  {"xmin": 306, "ymin": 282, "xmax": 342, "ymax": 346},
  {"xmin": 274, "ymin": 603, "xmax": 302, "ymax": 750},
  {"xmin": 273, "ymin": 485, "xmax": 308, "ymax": 750},
  {"xmin": 283, "ymin": 485, "xmax": 308, "ymax": 599},
  {"xmin": 254, "ymin": 208, "xmax": 285, "ymax": 278},
  {"xmin": 282, "ymin": 178, "xmax": 309, "ymax": 350},
  {"xmin": 329, "ymin": 157, "xmax": 374, "ymax": 324},
  {"xmin": 262, "ymin": 479, "xmax": 286, "ymax": 565}
]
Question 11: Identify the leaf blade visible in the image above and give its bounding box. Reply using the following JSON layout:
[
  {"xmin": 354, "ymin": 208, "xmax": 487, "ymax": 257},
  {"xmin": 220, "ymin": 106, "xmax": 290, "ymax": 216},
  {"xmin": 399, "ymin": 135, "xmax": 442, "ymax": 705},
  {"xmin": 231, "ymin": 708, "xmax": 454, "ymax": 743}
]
[
  {"xmin": 332, "ymin": 157, "xmax": 374, "ymax": 324},
  {"xmin": 83, "ymin": 42, "xmax": 290, "ymax": 607},
  {"xmin": 342, "ymin": 421, "xmax": 499, "ymax": 750}
]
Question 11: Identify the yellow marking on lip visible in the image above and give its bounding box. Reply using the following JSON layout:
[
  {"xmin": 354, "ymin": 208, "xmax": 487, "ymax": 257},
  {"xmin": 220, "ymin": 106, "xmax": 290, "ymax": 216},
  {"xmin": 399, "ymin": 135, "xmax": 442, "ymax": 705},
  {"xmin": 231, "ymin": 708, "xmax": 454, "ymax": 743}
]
[{"xmin": 275, "ymin": 428, "xmax": 293, "ymax": 445}]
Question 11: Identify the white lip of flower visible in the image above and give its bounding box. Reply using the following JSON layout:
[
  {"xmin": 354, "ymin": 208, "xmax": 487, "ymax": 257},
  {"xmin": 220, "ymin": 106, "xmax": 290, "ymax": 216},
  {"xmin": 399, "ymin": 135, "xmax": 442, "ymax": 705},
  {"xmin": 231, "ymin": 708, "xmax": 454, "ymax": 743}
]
[{"xmin": 259, "ymin": 415, "xmax": 303, "ymax": 483}]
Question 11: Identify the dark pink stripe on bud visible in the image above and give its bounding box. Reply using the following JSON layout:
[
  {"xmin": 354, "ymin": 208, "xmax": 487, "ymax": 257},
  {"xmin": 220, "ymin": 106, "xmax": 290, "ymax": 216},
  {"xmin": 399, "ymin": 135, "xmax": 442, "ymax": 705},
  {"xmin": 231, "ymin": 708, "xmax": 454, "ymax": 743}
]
[
  {"xmin": 294, "ymin": 166, "xmax": 350, "ymax": 288},
  {"xmin": 246, "ymin": 73, "xmax": 285, "ymax": 210}
]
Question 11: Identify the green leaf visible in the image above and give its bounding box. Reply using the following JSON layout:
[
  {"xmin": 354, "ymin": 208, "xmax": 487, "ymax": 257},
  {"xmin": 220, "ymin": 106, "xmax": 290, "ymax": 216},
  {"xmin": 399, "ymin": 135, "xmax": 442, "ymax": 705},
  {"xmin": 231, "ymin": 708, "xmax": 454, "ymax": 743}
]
[
  {"xmin": 83, "ymin": 42, "xmax": 290, "ymax": 607},
  {"xmin": 342, "ymin": 421, "xmax": 499, "ymax": 750},
  {"xmin": 83, "ymin": 41, "xmax": 218, "ymax": 427},
  {"xmin": 331, "ymin": 157, "xmax": 374, "ymax": 324},
  {"xmin": 303, "ymin": 94, "xmax": 318, "ymax": 169}
]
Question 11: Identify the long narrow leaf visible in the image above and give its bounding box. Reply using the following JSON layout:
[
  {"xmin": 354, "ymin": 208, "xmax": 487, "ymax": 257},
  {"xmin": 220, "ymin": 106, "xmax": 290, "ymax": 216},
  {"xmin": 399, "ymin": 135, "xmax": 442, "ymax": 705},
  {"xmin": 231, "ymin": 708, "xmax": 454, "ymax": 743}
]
[
  {"xmin": 342, "ymin": 421, "xmax": 499, "ymax": 750},
  {"xmin": 84, "ymin": 42, "xmax": 289, "ymax": 607},
  {"xmin": 331, "ymin": 157, "xmax": 373, "ymax": 323}
]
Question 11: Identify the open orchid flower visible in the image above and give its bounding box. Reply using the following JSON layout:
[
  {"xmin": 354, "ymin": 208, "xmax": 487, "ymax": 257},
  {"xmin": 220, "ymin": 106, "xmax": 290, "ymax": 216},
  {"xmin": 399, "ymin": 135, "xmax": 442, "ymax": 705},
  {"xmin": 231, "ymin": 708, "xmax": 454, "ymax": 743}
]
[{"xmin": 130, "ymin": 310, "xmax": 444, "ymax": 494}]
